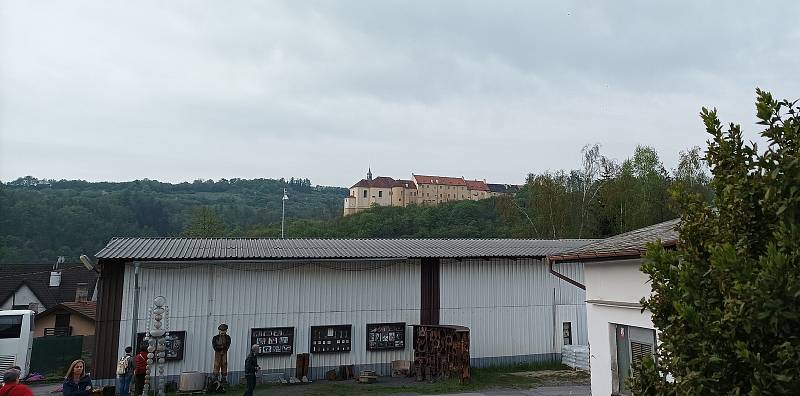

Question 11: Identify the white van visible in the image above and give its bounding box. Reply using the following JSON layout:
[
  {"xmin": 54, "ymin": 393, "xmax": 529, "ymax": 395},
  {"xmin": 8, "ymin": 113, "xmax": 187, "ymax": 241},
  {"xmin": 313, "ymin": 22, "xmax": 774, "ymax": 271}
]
[{"xmin": 0, "ymin": 310, "xmax": 35, "ymax": 381}]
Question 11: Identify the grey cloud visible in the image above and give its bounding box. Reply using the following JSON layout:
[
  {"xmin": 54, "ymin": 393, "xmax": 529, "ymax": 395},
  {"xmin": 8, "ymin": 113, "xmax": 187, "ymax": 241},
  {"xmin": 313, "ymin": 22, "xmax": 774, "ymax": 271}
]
[{"xmin": 1, "ymin": 1, "xmax": 799, "ymax": 187}]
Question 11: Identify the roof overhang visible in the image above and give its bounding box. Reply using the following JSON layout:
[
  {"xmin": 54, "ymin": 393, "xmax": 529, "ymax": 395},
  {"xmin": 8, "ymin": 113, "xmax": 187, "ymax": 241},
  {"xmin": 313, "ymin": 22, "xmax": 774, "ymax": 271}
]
[
  {"xmin": 548, "ymin": 239, "xmax": 677, "ymax": 264},
  {"xmin": 38, "ymin": 303, "xmax": 96, "ymax": 322}
]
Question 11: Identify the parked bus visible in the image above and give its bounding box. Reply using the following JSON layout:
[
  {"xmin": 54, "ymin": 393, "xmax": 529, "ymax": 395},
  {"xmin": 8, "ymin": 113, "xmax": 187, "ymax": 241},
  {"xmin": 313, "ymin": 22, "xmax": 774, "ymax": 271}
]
[{"xmin": 0, "ymin": 310, "xmax": 34, "ymax": 381}]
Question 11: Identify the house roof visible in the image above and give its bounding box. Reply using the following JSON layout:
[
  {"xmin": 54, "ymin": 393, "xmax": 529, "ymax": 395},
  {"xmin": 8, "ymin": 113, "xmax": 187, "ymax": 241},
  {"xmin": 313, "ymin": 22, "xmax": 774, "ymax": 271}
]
[
  {"xmin": 0, "ymin": 264, "xmax": 98, "ymax": 310},
  {"xmin": 38, "ymin": 301, "xmax": 97, "ymax": 322},
  {"xmin": 413, "ymin": 175, "xmax": 467, "ymax": 187},
  {"xmin": 465, "ymin": 180, "xmax": 490, "ymax": 191},
  {"xmin": 548, "ymin": 219, "xmax": 680, "ymax": 263},
  {"xmin": 96, "ymin": 238, "xmax": 596, "ymax": 261},
  {"xmin": 487, "ymin": 183, "xmax": 521, "ymax": 193}
]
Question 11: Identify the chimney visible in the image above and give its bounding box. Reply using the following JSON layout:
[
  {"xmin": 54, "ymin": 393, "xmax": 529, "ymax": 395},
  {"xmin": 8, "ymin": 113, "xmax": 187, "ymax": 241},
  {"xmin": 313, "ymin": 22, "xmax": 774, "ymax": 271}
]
[
  {"xmin": 75, "ymin": 283, "xmax": 89, "ymax": 302},
  {"xmin": 49, "ymin": 271, "xmax": 62, "ymax": 287},
  {"xmin": 50, "ymin": 256, "xmax": 64, "ymax": 287}
]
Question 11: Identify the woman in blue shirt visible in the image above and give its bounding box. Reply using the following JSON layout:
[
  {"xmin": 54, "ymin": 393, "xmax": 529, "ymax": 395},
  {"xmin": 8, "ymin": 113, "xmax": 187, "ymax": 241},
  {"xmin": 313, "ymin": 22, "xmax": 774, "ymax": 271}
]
[{"xmin": 63, "ymin": 360, "xmax": 92, "ymax": 396}]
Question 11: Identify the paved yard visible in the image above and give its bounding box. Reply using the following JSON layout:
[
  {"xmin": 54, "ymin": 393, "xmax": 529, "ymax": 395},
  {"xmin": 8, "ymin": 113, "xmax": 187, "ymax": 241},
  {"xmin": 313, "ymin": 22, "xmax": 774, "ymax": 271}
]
[
  {"xmin": 25, "ymin": 368, "xmax": 590, "ymax": 396},
  {"xmin": 428, "ymin": 386, "xmax": 590, "ymax": 395},
  {"xmin": 28, "ymin": 383, "xmax": 61, "ymax": 396}
]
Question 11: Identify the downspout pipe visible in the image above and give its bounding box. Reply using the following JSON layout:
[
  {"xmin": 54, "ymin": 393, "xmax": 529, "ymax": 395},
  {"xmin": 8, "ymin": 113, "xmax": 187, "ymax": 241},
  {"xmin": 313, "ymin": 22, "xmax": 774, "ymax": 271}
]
[{"xmin": 547, "ymin": 257, "xmax": 585, "ymax": 290}]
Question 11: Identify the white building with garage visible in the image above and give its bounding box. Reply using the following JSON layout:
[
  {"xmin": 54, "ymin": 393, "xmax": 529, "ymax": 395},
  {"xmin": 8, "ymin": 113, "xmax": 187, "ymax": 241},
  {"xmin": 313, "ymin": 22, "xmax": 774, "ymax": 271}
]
[
  {"xmin": 90, "ymin": 238, "xmax": 593, "ymax": 384},
  {"xmin": 547, "ymin": 219, "xmax": 679, "ymax": 396}
]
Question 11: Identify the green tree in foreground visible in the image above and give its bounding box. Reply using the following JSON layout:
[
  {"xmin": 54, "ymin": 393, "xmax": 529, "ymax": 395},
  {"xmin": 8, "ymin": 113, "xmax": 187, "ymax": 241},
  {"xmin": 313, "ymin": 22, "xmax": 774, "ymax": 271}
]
[
  {"xmin": 631, "ymin": 90, "xmax": 800, "ymax": 394},
  {"xmin": 184, "ymin": 206, "xmax": 227, "ymax": 237}
]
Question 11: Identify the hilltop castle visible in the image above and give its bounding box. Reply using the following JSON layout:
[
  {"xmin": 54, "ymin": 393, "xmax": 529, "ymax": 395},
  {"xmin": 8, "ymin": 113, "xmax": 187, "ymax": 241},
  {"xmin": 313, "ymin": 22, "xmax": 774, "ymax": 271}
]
[{"xmin": 343, "ymin": 168, "xmax": 520, "ymax": 216}]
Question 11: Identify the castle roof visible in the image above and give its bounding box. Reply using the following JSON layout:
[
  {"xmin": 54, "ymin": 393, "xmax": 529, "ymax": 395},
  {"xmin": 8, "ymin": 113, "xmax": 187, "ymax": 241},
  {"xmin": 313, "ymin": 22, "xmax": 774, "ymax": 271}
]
[
  {"xmin": 488, "ymin": 183, "xmax": 521, "ymax": 193},
  {"xmin": 413, "ymin": 174, "xmax": 467, "ymax": 186},
  {"xmin": 351, "ymin": 176, "xmax": 415, "ymax": 189},
  {"xmin": 465, "ymin": 179, "xmax": 490, "ymax": 191},
  {"xmin": 396, "ymin": 179, "xmax": 417, "ymax": 189}
]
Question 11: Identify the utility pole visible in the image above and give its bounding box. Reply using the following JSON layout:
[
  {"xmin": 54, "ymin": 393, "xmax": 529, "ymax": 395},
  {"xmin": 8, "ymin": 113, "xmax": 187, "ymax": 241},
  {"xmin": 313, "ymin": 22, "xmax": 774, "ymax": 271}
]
[{"xmin": 281, "ymin": 188, "xmax": 289, "ymax": 238}]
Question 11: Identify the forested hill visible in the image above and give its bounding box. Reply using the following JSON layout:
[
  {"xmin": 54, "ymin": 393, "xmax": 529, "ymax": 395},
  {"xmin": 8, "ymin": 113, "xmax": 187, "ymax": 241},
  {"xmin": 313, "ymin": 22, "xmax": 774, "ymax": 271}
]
[
  {"xmin": 0, "ymin": 145, "xmax": 713, "ymax": 264},
  {"xmin": 0, "ymin": 177, "xmax": 347, "ymax": 263}
]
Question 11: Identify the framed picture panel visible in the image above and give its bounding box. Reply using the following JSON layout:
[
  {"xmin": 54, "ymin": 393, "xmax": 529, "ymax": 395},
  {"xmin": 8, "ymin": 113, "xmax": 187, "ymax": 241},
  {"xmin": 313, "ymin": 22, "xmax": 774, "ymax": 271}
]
[
  {"xmin": 366, "ymin": 322, "xmax": 406, "ymax": 350},
  {"xmin": 310, "ymin": 324, "xmax": 352, "ymax": 353},
  {"xmin": 251, "ymin": 327, "xmax": 294, "ymax": 355}
]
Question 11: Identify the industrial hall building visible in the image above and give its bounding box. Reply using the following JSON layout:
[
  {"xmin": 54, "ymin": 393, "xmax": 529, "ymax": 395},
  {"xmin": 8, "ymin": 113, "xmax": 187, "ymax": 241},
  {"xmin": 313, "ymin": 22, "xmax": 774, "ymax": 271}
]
[
  {"xmin": 91, "ymin": 237, "xmax": 592, "ymax": 385},
  {"xmin": 343, "ymin": 168, "xmax": 521, "ymax": 216}
]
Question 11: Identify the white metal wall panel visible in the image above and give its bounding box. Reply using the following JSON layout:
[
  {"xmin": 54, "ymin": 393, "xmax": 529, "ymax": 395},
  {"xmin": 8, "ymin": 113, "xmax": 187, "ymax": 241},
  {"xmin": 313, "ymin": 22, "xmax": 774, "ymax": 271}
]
[
  {"xmin": 117, "ymin": 260, "xmax": 420, "ymax": 378},
  {"xmin": 439, "ymin": 258, "xmax": 587, "ymax": 360}
]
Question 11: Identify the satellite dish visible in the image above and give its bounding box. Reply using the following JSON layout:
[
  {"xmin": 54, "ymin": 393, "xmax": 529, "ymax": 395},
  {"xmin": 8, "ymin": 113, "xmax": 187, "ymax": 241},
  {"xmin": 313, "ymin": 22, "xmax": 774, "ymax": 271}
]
[{"xmin": 80, "ymin": 255, "xmax": 98, "ymax": 273}]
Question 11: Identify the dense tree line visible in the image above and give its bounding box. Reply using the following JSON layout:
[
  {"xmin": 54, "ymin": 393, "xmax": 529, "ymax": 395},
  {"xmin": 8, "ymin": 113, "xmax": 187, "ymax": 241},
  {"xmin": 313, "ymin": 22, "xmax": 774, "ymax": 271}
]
[
  {"xmin": 0, "ymin": 178, "xmax": 346, "ymax": 263},
  {"xmin": 0, "ymin": 145, "xmax": 712, "ymax": 263}
]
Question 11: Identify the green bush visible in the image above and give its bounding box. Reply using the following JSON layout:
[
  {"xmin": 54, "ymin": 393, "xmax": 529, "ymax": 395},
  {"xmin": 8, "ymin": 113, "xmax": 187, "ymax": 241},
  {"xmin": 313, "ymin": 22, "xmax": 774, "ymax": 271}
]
[{"xmin": 631, "ymin": 90, "xmax": 800, "ymax": 394}]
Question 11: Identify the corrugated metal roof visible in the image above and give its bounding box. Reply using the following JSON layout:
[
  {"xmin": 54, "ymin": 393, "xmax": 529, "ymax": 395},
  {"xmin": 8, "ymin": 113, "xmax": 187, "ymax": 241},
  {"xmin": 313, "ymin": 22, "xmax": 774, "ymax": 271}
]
[
  {"xmin": 95, "ymin": 238, "xmax": 595, "ymax": 261},
  {"xmin": 548, "ymin": 219, "xmax": 680, "ymax": 263}
]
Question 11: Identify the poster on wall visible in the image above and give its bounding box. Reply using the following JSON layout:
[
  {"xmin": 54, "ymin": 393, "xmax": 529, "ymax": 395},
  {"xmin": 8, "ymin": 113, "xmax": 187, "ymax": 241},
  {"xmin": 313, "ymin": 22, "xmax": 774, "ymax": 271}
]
[
  {"xmin": 310, "ymin": 325, "xmax": 351, "ymax": 353},
  {"xmin": 135, "ymin": 331, "xmax": 186, "ymax": 361},
  {"xmin": 366, "ymin": 322, "xmax": 406, "ymax": 350},
  {"xmin": 251, "ymin": 327, "xmax": 294, "ymax": 355}
]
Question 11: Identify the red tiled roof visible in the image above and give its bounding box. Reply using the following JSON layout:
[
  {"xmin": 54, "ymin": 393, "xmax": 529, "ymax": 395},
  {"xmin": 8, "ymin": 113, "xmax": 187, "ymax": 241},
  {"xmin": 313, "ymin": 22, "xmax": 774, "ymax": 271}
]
[
  {"xmin": 465, "ymin": 180, "xmax": 489, "ymax": 191},
  {"xmin": 395, "ymin": 179, "xmax": 417, "ymax": 189},
  {"xmin": 368, "ymin": 177, "xmax": 398, "ymax": 188},
  {"xmin": 61, "ymin": 301, "xmax": 97, "ymax": 321},
  {"xmin": 351, "ymin": 179, "xmax": 371, "ymax": 188},
  {"xmin": 350, "ymin": 177, "xmax": 394, "ymax": 188},
  {"xmin": 351, "ymin": 177, "xmax": 417, "ymax": 189},
  {"xmin": 413, "ymin": 175, "xmax": 467, "ymax": 186},
  {"xmin": 39, "ymin": 301, "xmax": 97, "ymax": 321}
]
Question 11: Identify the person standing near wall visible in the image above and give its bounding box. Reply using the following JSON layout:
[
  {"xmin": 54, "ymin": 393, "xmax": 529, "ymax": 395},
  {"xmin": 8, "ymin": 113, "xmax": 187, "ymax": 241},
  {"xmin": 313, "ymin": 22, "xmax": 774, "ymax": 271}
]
[
  {"xmin": 243, "ymin": 345, "xmax": 260, "ymax": 396},
  {"xmin": 0, "ymin": 369, "xmax": 34, "ymax": 396},
  {"xmin": 133, "ymin": 345, "xmax": 148, "ymax": 396},
  {"xmin": 116, "ymin": 347, "xmax": 134, "ymax": 396},
  {"xmin": 62, "ymin": 360, "xmax": 92, "ymax": 396}
]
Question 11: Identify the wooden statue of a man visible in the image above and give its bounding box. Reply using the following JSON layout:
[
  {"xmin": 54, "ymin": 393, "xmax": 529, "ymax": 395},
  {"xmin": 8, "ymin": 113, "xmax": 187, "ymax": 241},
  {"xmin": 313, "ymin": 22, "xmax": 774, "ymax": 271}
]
[{"xmin": 212, "ymin": 323, "xmax": 232, "ymax": 383}]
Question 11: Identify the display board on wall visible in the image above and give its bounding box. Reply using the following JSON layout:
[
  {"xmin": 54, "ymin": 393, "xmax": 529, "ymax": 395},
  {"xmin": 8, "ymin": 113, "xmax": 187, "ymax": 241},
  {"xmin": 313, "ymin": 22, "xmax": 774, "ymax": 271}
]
[
  {"xmin": 251, "ymin": 327, "xmax": 294, "ymax": 355},
  {"xmin": 135, "ymin": 331, "xmax": 186, "ymax": 361},
  {"xmin": 366, "ymin": 322, "xmax": 406, "ymax": 350},
  {"xmin": 310, "ymin": 324, "xmax": 352, "ymax": 353}
]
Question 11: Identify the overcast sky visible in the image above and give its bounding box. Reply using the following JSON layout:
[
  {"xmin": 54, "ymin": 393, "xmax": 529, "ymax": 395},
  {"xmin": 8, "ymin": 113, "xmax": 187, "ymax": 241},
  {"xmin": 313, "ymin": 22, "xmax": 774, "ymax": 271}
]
[{"xmin": 1, "ymin": 1, "xmax": 798, "ymax": 187}]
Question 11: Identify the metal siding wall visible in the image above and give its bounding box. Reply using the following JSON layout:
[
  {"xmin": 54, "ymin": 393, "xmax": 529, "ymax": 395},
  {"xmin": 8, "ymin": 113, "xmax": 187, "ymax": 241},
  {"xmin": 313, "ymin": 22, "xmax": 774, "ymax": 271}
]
[
  {"xmin": 117, "ymin": 260, "xmax": 420, "ymax": 379},
  {"xmin": 439, "ymin": 258, "xmax": 587, "ymax": 360},
  {"xmin": 554, "ymin": 261, "xmax": 589, "ymax": 348}
]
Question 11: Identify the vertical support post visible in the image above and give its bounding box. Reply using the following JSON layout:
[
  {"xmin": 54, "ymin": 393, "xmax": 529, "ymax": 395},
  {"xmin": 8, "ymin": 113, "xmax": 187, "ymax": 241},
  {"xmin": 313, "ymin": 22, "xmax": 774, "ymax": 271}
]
[
  {"xmin": 131, "ymin": 262, "xmax": 140, "ymax": 351},
  {"xmin": 420, "ymin": 258, "xmax": 440, "ymax": 325},
  {"xmin": 94, "ymin": 260, "xmax": 125, "ymax": 382},
  {"xmin": 552, "ymin": 288, "xmax": 557, "ymax": 353}
]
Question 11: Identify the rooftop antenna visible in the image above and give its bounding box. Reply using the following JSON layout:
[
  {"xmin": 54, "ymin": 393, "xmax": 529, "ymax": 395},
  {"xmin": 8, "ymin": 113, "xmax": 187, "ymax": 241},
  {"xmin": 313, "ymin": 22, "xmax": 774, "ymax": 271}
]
[{"xmin": 281, "ymin": 188, "xmax": 289, "ymax": 238}]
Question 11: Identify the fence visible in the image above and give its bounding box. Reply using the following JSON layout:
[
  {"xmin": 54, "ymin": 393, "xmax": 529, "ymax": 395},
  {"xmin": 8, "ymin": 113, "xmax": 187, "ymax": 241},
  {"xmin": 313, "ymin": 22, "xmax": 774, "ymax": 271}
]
[{"xmin": 30, "ymin": 336, "xmax": 85, "ymax": 376}]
